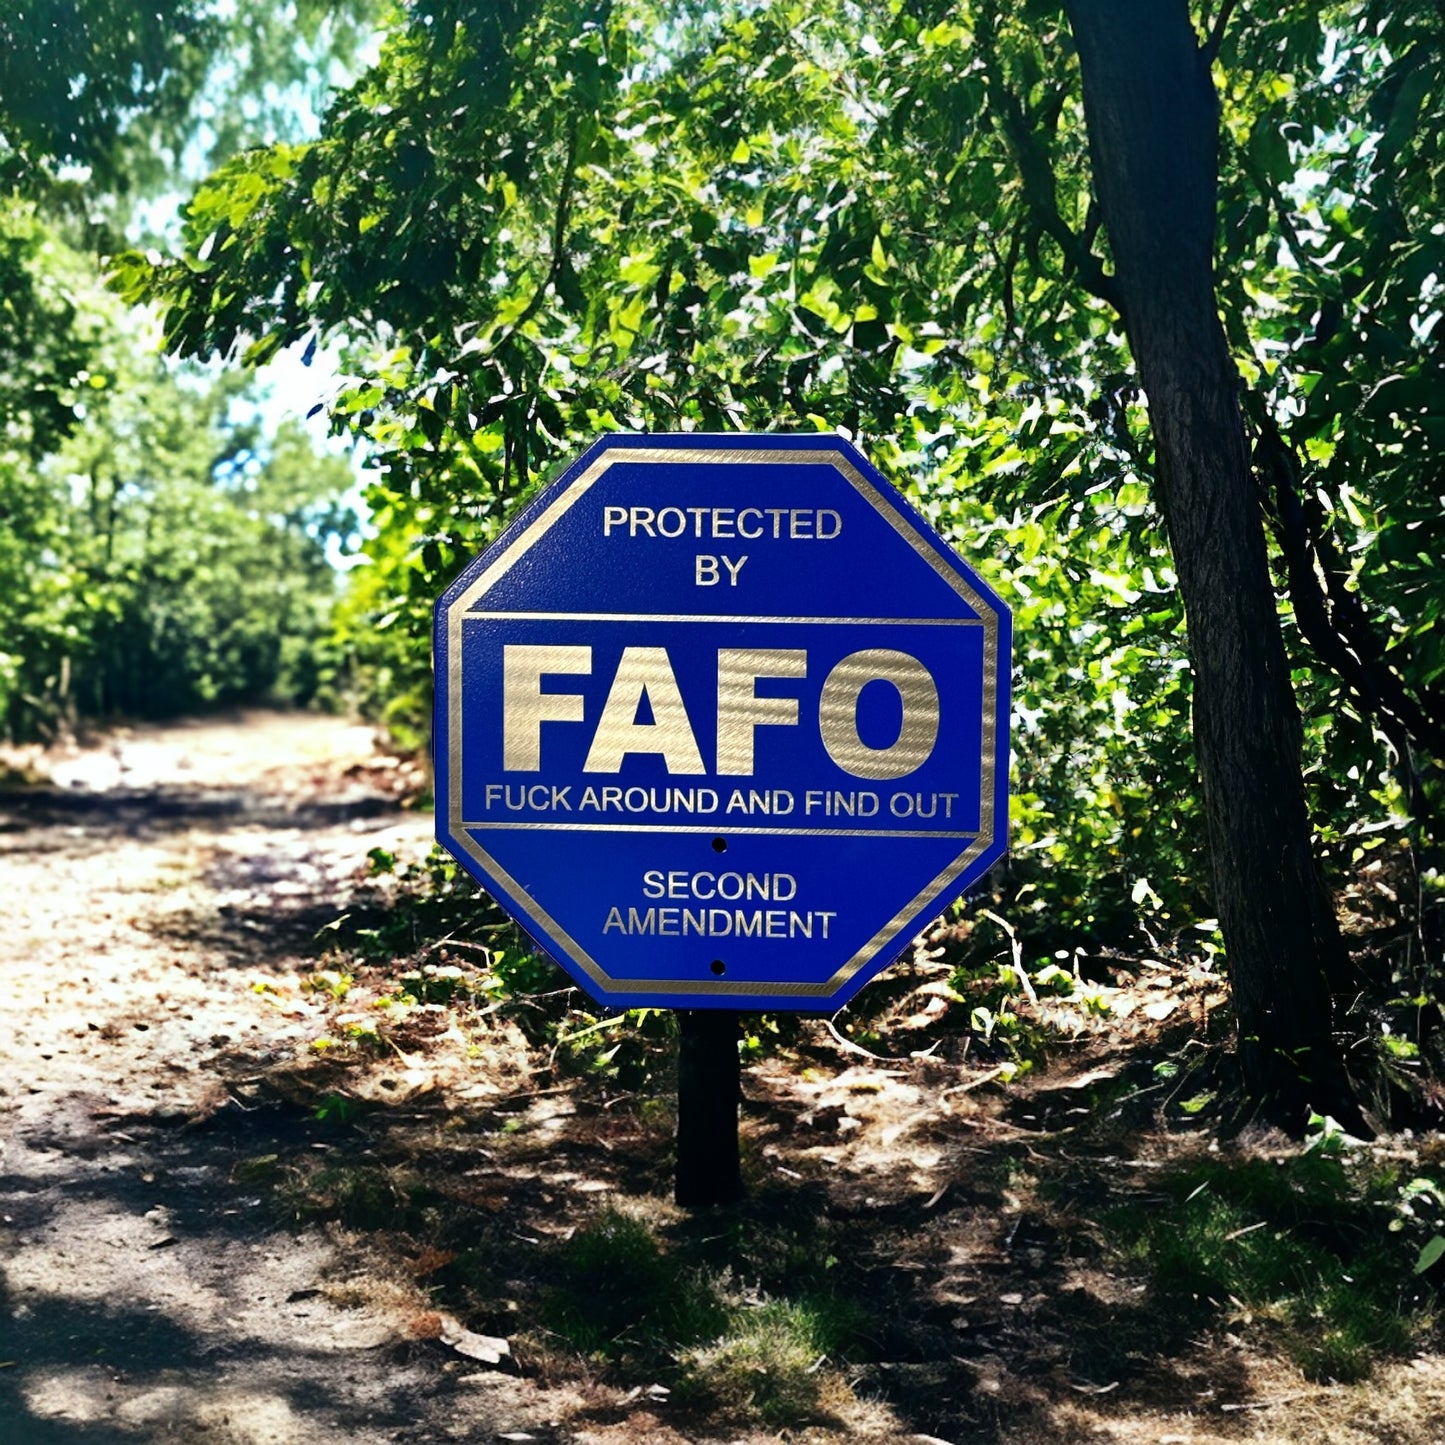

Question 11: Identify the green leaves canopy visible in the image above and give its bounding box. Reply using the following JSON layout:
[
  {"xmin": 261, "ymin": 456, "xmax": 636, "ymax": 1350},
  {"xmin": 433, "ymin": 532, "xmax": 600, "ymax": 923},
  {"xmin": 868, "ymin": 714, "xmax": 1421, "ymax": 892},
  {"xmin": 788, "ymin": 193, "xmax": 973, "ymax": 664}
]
[
  {"xmin": 0, "ymin": 0, "xmax": 380, "ymax": 740},
  {"xmin": 121, "ymin": 0, "xmax": 1445, "ymax": 936},
  {"xmin": 0, "ymin": 0, "xmax": 384, "ymax": 220},
  {"xmin": 0, "ymin": 257, "xmax": 358, "ymax": 737}
]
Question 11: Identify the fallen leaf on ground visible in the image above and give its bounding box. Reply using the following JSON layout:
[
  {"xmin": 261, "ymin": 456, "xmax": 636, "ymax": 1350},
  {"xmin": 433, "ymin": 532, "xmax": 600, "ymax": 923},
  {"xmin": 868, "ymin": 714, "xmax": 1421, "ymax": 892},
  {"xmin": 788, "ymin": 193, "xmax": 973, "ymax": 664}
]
[{"xmin": 440, "ymin": 1315, "xmax": 510, "ymax": 1364}]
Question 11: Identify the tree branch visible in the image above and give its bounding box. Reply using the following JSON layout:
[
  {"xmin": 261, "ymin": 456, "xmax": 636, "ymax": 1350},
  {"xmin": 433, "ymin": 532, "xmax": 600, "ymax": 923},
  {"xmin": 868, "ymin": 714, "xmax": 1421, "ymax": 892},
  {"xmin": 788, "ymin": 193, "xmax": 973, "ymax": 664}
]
[
  {"xmin": 1202, "ymin": 0, "xmax": 1238, "ymax": 65},
  {"xmin": 1242, "ymin": 154, "xmax": 1311, "ymax": 266},
  {"xmin": 503, "ymin": 113, "xmax": 581, "ymax": 342},
  {"xmin": 1254, "ymin": 411, "xmax": 1445, "ymax": 769},
  {"xmin": 981, "ymin": 221, "xmax": 1021, "ymax": 339},
  {"xmin": 977, "ymin": 19, "xmax": 1125, "ymax": 318}
]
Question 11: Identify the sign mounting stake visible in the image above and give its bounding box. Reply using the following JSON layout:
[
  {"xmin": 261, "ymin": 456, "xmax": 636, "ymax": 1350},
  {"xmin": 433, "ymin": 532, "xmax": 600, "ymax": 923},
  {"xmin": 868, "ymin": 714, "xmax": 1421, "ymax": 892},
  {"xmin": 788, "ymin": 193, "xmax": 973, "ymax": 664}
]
[{"xmin": 434, "ymin": 432, "xmax": 1011, "ymax": 1200}]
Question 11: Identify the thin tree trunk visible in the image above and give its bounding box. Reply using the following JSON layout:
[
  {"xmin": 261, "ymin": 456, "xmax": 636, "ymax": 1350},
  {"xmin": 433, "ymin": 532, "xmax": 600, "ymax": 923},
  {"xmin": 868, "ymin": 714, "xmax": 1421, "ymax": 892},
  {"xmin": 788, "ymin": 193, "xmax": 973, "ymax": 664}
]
[{"xmin": 1061, "ymin": 0, "xmax": 1357, "ymax": 1126}]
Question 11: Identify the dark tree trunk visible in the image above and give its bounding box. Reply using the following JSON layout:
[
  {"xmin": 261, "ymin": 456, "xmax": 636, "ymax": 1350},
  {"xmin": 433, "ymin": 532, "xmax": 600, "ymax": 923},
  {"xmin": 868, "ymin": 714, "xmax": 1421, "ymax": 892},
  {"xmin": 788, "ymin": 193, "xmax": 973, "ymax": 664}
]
[{"xmin": 1061, "ymin": 0, "xmax": 1357, "ymax": 1126}]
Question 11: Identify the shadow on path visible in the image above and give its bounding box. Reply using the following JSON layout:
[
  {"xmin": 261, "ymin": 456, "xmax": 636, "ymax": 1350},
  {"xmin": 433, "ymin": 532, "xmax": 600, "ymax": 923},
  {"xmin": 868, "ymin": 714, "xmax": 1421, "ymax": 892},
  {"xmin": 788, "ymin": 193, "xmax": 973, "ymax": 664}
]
[
  {"xmin": 0, "ymin": 784, "xmax": 397, "ymax": 842},
  {"xmin": 0, "ymin": 1091, "xmax": 543, "ymax": 1444}
]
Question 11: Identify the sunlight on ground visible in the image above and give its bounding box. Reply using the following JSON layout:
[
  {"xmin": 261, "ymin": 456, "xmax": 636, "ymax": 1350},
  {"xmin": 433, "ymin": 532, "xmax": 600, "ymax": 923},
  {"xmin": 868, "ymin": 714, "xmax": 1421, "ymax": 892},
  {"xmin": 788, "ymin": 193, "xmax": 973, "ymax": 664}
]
[
  {"xmin": 24, "ymin": 1371, "xmax": 309, "ymax": 1441},
  {"xmin": 42, "ymin": 710, "xmax": 383, "ymax": 792},
  {"xmin": 4, "ymin": 714, "xmax": 1445, "ymax": 1445}
]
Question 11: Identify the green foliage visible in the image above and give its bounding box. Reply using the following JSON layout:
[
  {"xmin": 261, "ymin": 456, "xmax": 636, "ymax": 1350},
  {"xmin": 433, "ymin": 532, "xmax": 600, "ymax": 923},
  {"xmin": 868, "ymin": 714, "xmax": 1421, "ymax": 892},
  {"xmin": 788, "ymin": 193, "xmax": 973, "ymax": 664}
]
[
  {"xmin": 0, "ymin": 0, "xmax": 212, "ymax": 201},
  {"xmin": 114, "ymin": 0, "xmax": 1203, "ymax": 936},
  {"xmin": 1109, "ymin": 1146, "xmax": 1440, "ymax": 1382},
  {"xmin": 1213, "ymin": 2, "xmax": 1445, "ymax": 880},
  {"xmin": 0, "ymin": 1, "xmax": 380, "ymax": 742},
  {"xmin": 341, "ymin": 843, "xmax": 510, "ymax": 963},
  {"xmin": 117, "ymin": 0, "xmax": 1445, "ymax": 1012},
  {"xmin": 313, "ymin": 1092, "xmax": 363, "ymax": 1128},
  {"xmin": 545, "ymin": 1208, "xmax": 727, "ymax": 1356},
  {"xmin": 0, "ymin": 202, "xmax": 95, "ymax": 458},
  {"xmin": 0, "ymin": 0, "xmax": 385, "ymax": 235},
  {"xmin": 0, "ymin": 239, "xmax": 358, "ymax": 738}
]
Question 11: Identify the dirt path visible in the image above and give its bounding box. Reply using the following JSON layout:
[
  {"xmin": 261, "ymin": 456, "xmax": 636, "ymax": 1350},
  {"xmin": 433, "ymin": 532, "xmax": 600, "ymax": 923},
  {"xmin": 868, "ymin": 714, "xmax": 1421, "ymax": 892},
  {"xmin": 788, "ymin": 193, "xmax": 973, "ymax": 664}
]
[
  {"xmin": 3, "ymin": 713, "xmax": 1444, "ymax": 1445},
  {"xmin": 0, "ymin": 712, "xmax": 522, "ymax": 1443}
]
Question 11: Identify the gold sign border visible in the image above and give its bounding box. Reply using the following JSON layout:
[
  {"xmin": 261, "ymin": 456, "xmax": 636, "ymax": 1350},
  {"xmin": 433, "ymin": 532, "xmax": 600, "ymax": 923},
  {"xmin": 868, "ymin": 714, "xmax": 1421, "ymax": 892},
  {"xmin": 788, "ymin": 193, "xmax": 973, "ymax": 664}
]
[{"xmin": 443, "ymin": 444, "xmax": 1002, "ymax": 1001}]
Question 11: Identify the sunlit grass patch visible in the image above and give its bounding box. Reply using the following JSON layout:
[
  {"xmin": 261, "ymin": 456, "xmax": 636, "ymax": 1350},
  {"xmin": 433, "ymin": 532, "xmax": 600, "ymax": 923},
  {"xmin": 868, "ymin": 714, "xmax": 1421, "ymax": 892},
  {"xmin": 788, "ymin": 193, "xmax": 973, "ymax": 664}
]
[
  {"xmin": 537, "ymin": 1208, "xmax": 872, "ymax": 1427},
  {"xmin": 678, "ymin": 1298, "xmax": 833, "ymax": 1425}
]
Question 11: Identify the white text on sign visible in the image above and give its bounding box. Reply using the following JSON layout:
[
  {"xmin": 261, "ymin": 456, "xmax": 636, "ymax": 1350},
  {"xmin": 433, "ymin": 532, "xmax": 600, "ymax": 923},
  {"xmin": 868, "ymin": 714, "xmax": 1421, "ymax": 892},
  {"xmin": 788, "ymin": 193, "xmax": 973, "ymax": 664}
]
[
  {"xmin": 602, "ymin": 506, "xmax": 842, "ymax": 540},
  {"xmin": 601, "ymin": 869, "xmax": 838, "ymax": 940},
  {"xmin": 695, "ymin": 555, "xmax": 747, "ymax": 586}
]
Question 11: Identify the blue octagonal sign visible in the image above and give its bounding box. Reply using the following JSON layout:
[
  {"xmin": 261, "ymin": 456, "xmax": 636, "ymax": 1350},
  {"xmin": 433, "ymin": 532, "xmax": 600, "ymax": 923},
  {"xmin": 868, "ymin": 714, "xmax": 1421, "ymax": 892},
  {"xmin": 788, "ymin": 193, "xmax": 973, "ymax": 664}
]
[{"xmin": 434, "ymin": 433, "xmax": 1010, "ymax": 1012}]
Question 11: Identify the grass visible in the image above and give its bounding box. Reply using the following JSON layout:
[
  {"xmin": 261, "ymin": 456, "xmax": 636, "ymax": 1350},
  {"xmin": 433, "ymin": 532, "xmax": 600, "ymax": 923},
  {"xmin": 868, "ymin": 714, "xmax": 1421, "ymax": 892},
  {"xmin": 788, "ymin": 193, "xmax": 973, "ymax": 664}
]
[
  {"xmin": 1107, "ymin": 1147, "xmax": 1438, "ymax": 1382},
  {"xmin": 539, "ymin": 1207, "xmax": 873, "ymax": 1427},
  {"xmin": 280, "ymin": 1160, "xmax": 436, "ymax": 1231},
  {"xmin": 271, "ymin": 1156, "xmax": 875, "ymax": 1429},
  {"xmin": 678, "ymin": 1298, "xmax": 833, "ymax": 1425},
  {"xmin": 543, "ymin": 1208, "xmax": 728, "ymax": 1357}
]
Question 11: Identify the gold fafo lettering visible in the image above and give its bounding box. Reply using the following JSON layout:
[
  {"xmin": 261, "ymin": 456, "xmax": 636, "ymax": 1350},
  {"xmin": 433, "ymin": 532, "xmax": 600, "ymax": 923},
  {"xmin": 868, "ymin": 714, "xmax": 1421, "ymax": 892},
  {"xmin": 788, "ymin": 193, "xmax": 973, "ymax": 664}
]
[
  {"xmin": 582, "ymin": 647, "xmax": 706, "ymax": 774},
  {"xmin": 819, "ymin": 648, "xmax": 940, "ymax": 780},
  {"xmin": 501, "ymin": 644, "xmax": 939, "ymax": 781},
  {"xmin": 501, "ymin": 644, "xmax": 591, "ymax": 771},
  {"xmin": 715, "ymin": 649, "xmax": 807, "ymax": 776}
]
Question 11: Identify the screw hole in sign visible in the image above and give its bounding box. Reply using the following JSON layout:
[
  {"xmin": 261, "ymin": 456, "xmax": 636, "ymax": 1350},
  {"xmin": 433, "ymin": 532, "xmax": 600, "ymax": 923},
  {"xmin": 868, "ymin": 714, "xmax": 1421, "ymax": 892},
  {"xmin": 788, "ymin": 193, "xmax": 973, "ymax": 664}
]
[
  {"xmin": 711, "ymin": 836, "xmax": 728, "ymax": 853},
  {"xmin": 711, "ymin": 960, "xmax": 727, "ymax": 976}
]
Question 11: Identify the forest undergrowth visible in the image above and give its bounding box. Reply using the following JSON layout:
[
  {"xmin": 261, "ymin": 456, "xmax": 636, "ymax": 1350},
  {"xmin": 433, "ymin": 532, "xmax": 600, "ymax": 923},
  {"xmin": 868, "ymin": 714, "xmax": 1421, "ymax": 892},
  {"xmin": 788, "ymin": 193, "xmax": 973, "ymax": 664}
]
[
  {"xmin": 4, "ymin": 711, "xmax": 1444, "ymax": 1443},
  {"xmin": 245, "ymin": 832, "xmax": 1445, "ymax": 1439}
]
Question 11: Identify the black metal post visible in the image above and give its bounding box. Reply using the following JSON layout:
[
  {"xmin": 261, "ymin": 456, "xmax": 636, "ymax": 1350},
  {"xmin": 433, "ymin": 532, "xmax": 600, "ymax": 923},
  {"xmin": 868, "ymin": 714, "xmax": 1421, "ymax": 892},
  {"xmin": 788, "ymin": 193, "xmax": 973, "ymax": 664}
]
[{"xmin": 675, "ymin": 1009, "xmax": 743, "ymax": 1207}]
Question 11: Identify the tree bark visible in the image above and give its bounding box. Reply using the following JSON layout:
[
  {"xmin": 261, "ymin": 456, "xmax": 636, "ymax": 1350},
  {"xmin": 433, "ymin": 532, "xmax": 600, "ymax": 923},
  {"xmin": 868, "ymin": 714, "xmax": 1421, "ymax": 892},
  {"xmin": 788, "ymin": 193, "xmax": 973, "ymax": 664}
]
[{"xmin": 1060, "ymin": 0, "xmax": 1357, "ymax": 1125}]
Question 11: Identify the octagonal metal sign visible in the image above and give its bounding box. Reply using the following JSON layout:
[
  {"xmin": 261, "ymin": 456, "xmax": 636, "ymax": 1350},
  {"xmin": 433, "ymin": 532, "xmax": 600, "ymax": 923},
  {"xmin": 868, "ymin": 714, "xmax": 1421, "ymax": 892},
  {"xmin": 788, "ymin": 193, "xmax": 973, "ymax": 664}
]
[{"xmin": 434, "ymin": 433, "xmax": 1010, "ymax": 1012}]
